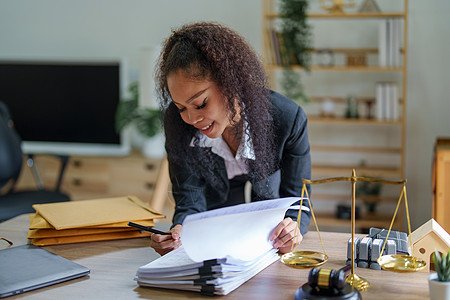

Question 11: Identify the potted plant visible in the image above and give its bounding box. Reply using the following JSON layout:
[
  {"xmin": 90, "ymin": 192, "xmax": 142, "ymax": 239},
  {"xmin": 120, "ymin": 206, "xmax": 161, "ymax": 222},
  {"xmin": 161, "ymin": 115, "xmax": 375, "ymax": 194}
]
[
  {"xmin": 115, "ymin": 81, "xmax": 164, "ymax": 157},
  {"xmin": 429, "ymin": 250, "xmax": 450, "ymax": 300},
  {"xmin": 278, "ymin": 0, "xmax": 312, "ymax": 104}
]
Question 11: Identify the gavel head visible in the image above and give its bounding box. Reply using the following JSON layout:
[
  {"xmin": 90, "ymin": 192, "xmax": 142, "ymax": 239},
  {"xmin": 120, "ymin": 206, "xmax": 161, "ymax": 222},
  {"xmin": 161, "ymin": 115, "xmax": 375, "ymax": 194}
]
[{"xmin": 308, "ymin": 267, "xmax": 346, "ymax": 291}]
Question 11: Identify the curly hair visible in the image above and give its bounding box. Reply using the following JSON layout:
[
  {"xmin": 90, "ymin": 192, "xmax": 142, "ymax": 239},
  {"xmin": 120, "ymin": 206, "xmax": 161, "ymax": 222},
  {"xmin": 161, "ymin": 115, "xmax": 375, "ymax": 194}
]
[{"xmin": 156, "ymin": 22, "xmax": 277, "ymax": 186}]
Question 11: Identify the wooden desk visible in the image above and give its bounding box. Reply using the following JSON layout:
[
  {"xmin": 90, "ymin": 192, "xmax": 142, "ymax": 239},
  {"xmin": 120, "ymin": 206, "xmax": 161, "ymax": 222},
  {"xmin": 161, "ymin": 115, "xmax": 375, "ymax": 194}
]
[{"xmin": 1, "ymin": 214, "xmax": 430, "ymax": 299}]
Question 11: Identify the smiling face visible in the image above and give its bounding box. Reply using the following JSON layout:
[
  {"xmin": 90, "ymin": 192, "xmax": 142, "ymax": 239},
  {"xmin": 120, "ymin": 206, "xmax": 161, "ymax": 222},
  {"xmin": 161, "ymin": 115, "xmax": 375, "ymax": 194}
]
[{"xmin": 167, "ymin": 69, "xmax": 236, "ymax": 139}]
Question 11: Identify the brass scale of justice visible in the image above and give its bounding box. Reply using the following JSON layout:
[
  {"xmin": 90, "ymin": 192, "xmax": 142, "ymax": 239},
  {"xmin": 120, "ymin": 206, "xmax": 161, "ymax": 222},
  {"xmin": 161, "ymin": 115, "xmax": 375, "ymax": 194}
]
[{"xmin": 279, "ymin": 169, "xmax": 427, "ymax": 295}]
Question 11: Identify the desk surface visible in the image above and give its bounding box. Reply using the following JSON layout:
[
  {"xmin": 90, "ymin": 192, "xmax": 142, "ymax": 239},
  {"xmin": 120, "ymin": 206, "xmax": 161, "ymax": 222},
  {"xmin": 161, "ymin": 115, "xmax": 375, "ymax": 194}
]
[{"xmin": 0, "ymin": 214, "xmax": 430, "ymax": 299}]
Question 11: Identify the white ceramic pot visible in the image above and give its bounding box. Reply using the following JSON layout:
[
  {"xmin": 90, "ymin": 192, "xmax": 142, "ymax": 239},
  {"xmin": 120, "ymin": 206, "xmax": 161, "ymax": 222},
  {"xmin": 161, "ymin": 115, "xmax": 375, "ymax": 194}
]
[
  {"xmin": 141, "ymin": 133, "xmax": 165, "ymax": 158},
  {"xmin": 429, "ymin": 273, "xmax": 450, "ymax": 300}
]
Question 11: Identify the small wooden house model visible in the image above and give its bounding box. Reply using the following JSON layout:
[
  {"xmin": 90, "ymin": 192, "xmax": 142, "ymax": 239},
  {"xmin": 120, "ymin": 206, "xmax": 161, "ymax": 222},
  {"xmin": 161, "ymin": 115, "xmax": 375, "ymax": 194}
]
[{"xmin": 409, "ymin": 218, "xmax": 450, "ymax": 272}]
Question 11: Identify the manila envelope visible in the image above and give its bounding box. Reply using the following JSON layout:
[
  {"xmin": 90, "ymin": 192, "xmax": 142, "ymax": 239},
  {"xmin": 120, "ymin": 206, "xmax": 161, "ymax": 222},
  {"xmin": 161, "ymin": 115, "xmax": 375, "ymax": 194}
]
[
  {"xmin": 27, "ymin": 227, "xmax": 138, "ymax": 238},
  {"xmin": 32, "ymin": 195, "xmax": 165, "ymax": 230},
  {"xmin": 28, "ymin": 213, "xmax": 156, "ymax": 230},
  {"xmin": 31, "ymin": 230, "xmax": 152, "ymax": 246}
]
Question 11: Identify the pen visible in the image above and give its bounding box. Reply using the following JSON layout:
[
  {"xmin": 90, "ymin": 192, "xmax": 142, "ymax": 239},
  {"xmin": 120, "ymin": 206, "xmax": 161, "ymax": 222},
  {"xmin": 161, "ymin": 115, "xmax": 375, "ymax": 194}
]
[{"xmin": 127, "ymin": 222, "xmax": 171, "ymax": 235}]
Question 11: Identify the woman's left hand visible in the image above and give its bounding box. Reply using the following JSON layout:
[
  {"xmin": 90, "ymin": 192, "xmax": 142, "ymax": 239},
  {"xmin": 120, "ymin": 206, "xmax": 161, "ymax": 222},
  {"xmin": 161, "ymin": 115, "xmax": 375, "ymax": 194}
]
[{"xmin": 270, "ymin": 217, "xmax": 302, "ymax": 253}]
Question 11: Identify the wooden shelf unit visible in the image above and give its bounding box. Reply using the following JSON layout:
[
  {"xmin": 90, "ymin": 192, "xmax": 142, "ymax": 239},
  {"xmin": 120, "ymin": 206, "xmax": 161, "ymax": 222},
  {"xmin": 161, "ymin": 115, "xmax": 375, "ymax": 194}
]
[
  {"xmin": 308, "ymin": 116, "xmax": 402, "ymax": 125},
  {"xmin": 265, "ymin": 12, "xmax": 406, "ymax": 19},
  {"xmin": 265, "ymin": 65, "xmax": 404, "ymax": 72},
  {"xmin": 312, "ymin": 165, "xmax": 402, "ymax": 178},
  {"xmin": 262, "ymin": 0, "xmax": 409, "ymax": 230},
  {"xmin": 312, "ymin": 193, "xmax": 398, "ymax": 204},
  {"xmin": 311, "ymin": 145, "xmax": 401, "ymax": 154},
  {"xmin": 311, "ymin": 212, "xmax": 402, "ymax": 233}
]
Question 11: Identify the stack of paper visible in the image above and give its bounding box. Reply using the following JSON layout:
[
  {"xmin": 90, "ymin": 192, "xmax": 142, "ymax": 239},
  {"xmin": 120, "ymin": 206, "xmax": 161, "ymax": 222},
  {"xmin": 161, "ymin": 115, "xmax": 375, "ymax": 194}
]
[
  {"xmin": 28, "ymin": 195, "xmax": 165, "ymax": 246},
  {"xmin": 136, "ymin": 197, "xmax": 302, "ymax": 296},
  {"xmin": 137, "ymin": 246, "xmax": 279, "ymax": 296}
]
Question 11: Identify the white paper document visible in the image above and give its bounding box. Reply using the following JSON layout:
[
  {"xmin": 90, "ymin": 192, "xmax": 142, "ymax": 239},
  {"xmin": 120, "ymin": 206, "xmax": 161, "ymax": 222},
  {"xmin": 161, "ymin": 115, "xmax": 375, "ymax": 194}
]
[
  {"xmin": 138, "ymin": 247, "xmax": 279, "ymax": 295},
  {"xmin": 135, "ymin": 197, "xmax": 304, "ymax": 295},
  {"xmin": 181, "ymin": 197, "xmax": 301, "ymax": 262}
]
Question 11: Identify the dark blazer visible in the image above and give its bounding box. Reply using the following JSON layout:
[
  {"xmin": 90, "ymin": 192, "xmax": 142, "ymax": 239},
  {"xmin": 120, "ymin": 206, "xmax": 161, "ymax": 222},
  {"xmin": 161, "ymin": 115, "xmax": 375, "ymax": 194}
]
[{"xmin": 166, "ymin": 90, "xmax": 312, "ymax": 234}]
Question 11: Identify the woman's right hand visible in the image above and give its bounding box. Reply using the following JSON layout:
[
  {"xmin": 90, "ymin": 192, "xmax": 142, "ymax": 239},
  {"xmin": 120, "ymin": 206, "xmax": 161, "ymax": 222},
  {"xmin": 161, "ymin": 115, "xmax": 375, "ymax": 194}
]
[{"xmin": 150, "ymin": 224, "xmax": 182, "ymax": 256}]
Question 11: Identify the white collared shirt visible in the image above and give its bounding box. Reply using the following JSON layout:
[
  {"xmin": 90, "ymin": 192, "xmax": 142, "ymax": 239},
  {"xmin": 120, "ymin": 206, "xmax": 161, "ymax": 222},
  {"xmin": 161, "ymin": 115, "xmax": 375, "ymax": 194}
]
[{"xmin": 190, "ymin": 127, "xmax": 255, "ymax": 180}]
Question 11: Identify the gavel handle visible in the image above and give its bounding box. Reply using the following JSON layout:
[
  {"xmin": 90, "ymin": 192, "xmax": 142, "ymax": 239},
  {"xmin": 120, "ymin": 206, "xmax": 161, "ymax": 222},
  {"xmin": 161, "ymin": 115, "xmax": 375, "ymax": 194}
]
[{"xmin": 340, "ymin": 264, "xmax": 352, "ymax": 274}]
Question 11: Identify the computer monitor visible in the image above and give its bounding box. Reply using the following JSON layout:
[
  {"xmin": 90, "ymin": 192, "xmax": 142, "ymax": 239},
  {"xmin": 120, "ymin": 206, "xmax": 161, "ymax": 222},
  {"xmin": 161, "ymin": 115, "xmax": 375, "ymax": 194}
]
[{"xmin": 0, "ymin": 58, "xmax": 130, "ymax": 156}]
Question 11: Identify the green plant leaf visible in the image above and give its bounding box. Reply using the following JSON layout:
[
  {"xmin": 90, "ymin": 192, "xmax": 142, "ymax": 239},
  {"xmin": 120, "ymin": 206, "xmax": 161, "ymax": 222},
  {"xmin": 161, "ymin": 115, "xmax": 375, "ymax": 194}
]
[
  {"xmin": 433, "ymin": 249, "xmax": 450, "ymax": 282},
  {"xmin": 278, "ymin": 0, "xmax": 312, "ymax": 105},
  {"xmin": 281, "ymin": 69, "xmax": 309, "ymax": 104},
  {"xmin": 433, "ymin": 250, "xmax": 441, "ymax": 281},
  {"xmin": 115, "ymin": 81, "xmax": 162, "ymax": 138},
  {"xmin": 115, "ymin": 100, "xmax": 138, "ymax": 132},
  {"xmin": 279, "ymin": 0, "xmax": 312, "ymax": 69},
  {"xmin": 445, "ymin": 250, "xmax": 450, "ymax": 281},
  {"xmin": 134, "ymin": 109, "xmax": 161, "ymax": 137}
]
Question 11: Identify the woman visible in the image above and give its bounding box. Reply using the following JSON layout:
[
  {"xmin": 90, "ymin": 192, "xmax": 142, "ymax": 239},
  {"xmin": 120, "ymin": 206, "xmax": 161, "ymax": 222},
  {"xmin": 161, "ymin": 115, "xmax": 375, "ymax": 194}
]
[{"xmin": 151, "ymin": 22, "xmax": 311, "ymax": 256}]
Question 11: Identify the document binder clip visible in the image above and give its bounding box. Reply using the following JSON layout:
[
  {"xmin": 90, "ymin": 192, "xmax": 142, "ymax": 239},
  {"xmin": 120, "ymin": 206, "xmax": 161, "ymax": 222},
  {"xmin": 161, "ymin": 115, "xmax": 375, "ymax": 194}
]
[
  {"xmin": 199, "ymin": 259, "xmax": 219, "ymax": 277},
  {"xmin": 200, "ymin": 285, "xmax": 215, "ymax": 296}
]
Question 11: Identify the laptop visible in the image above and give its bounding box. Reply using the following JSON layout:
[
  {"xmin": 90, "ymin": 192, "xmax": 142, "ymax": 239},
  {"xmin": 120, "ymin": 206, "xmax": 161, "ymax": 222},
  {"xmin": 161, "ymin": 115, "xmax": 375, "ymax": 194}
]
[{"xmin": 0, "ymin": 244, "xmax": 90, "ymax": 298}]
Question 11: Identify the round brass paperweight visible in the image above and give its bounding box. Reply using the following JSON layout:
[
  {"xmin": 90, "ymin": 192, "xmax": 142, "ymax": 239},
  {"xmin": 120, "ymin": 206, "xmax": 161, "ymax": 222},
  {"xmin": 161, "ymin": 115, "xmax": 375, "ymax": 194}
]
[
  {"xmin": 280, "ymin": 251, "xmax": 328, "ymax": 269},
  {"xmin": 377, "ymin": 254, "xmax": 427, "ymax": 272}
]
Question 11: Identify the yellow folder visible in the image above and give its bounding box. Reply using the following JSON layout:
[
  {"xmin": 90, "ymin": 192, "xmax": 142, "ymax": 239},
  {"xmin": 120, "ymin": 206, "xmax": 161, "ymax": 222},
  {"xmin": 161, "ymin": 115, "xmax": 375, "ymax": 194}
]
[
  {"xmin": 32, "ymin": 195, "xmax": 165, "ymax": 230},
  {"xmin": 31, "ymin": 230, "xmax": 152, "ymax": 246},
  {"xmin": 27, "ymin": 227, "xmax": 138, "ymax": 238},
  {"xmin": 28, "ymin": 213, "xmax": 156, "ymax": 230}
]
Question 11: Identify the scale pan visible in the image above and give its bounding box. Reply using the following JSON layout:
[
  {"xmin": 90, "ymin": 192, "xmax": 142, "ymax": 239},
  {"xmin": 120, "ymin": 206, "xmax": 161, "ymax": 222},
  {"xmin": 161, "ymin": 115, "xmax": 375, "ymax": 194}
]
[
  {"xmin": 378, "ymin": 255, "xmax": 427, "ymax": 272},
  {"xmin": 281, "ymin": 251, "xmax": 328, "ymax": 268}
]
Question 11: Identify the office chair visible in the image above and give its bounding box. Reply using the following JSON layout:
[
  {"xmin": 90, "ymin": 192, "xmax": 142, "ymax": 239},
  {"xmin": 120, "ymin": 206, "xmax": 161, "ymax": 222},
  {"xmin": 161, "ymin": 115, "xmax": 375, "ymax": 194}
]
[{"xmin": 0, "ymin": 101, "xmax": 70, "ymax": 222}]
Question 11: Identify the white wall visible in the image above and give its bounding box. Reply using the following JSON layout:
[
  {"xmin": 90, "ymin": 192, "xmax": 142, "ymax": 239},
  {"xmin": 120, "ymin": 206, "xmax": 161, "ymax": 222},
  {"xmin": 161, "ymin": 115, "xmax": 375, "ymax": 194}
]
[
  {"xmin": 1, "ymin": 0, "xmax": 449, "ymax": 230},
  {"xmin": 0, "ymin": 0, "xmax": 262, "ymax": 79},
  {"xmin": 406, "ymin": 0, "xmax": 450, "ymax": 229}
]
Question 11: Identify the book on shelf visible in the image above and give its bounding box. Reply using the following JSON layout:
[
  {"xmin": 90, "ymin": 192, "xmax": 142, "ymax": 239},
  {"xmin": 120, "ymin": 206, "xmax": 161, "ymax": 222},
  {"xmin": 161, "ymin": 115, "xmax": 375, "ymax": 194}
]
[
  {"xmin": 390, "ymin": 82, "xmax": 399, "ymax": 121},
  {"xmin": 271, "ymin": 29, "xmax": 282, "ymax": 65},
  {"xmin": 392, "ymin": 19, "xmax": 402, "ymax": 67},
  {"xmin": 378, "ymin": 19, "xmax": 388, "ymax": 67},
  {"xmin": 265, "ymin": 28, "xmax": 299, "ymax": 66},
  {"xmin": 375, "ymin": 82, "xmax": 399, "ymax": 121},
  {"xmin": 135, "ymin": 197, "xmax": 305, "ymax": 296},
  {"xmin": 264, "ymin": 27, "xmax": 276, "ymax": 65},
  {"xmin": 378, "ymin": 19, "xmax": 402, "ymax": 67}
]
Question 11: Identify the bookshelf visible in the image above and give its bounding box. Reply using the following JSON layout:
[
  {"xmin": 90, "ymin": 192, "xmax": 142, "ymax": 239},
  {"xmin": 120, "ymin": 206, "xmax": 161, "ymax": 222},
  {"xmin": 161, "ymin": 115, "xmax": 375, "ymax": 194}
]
[{"xmin": 262, "ymin": 0, "xmax": 408, "ymax": 231}]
